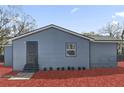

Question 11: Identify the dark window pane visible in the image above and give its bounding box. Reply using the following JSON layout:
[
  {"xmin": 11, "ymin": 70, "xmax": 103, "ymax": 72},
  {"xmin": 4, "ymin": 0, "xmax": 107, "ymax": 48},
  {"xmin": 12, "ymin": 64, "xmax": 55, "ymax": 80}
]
[
  {"xmin": 67, "ymin": 43, "xmax": 76, "ymax": 49},
  {"xmin": 67, "ymin": 50, "xmax": 75, "ymax": 55}
]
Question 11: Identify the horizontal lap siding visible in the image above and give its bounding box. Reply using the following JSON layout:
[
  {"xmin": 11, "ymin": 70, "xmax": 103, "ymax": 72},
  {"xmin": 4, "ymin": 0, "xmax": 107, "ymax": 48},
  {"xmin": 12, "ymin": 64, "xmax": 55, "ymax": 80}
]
[
  {"xmin": 4, "ymin": 46, "xmax": 12, "ymax": 66},
  {"xmin": 90, "ymin": 42, "xmax": 117, "ymax": 68},
  {"xmin": 13, "ymin": 28, "xmax": 90, "ymax": 71}
]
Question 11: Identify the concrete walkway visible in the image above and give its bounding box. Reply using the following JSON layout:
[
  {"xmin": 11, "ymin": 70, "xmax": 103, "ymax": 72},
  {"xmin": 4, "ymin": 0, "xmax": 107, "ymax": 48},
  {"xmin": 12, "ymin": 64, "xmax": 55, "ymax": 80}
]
[{"xmin": 8, "ymin": 72, "xmax": 34, "ymax": 80}]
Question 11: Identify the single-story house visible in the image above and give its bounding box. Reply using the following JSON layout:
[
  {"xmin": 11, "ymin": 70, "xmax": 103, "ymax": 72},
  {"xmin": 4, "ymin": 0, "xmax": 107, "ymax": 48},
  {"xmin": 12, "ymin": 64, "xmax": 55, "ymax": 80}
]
[{"xmin": 4, "ymin": 24, "xmax": 119, "ymax": 71}]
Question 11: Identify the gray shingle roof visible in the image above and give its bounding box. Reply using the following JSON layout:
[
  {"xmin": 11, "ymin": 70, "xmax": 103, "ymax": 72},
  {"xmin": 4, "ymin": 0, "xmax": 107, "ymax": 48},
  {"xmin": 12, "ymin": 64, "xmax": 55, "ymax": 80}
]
[{"xmin": 82, "ymin": 35, "xmax": 120, "ymax": 41}]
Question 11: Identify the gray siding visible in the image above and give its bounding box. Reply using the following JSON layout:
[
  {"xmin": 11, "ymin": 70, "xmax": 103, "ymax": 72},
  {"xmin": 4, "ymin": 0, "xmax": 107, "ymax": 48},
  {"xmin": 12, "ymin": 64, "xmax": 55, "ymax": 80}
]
[
  {"xmin": 90, "ymin": 42, "xmax": 117, "ymax": 68},
  {"xmin": 13, "ymin": 28, "xmax": 90, "ymax": 71},
  {"xmin": 4, "ymin": 46, "xmax": 12, "ymax": 66}
]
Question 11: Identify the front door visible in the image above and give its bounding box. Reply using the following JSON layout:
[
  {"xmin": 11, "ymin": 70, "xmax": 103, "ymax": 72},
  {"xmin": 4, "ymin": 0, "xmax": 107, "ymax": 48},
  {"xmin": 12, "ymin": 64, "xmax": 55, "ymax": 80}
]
[{"xmin": 26, "ymin": 41, "xmax": 38, "ymax": 65}]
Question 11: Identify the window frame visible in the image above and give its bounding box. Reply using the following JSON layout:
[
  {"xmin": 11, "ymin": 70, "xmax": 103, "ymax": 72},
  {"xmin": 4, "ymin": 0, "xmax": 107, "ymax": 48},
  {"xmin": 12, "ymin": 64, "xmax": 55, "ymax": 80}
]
[{"xmin": 65, "ymin": 42, "xmax": 77, "ymax": 57}]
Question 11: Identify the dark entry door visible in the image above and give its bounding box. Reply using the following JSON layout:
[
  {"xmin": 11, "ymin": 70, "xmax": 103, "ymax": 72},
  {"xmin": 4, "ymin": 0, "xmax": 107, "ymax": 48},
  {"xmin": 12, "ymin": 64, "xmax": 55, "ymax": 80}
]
[{"xmin": 26, "ymin": 41, "xmax": 38, "ymax": 65}]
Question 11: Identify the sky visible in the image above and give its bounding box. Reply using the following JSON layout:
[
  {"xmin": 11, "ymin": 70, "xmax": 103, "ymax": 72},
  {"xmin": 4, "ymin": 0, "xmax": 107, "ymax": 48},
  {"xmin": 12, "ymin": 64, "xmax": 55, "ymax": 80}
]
[{"xmin": 21, "ymin": 5, "xmax": 124, "ymax": 33}]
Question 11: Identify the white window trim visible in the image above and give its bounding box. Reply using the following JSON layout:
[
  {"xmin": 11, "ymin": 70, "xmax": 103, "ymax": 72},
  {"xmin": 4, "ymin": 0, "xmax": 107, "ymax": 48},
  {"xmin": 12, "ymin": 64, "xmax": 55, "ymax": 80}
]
[{"xmin": 66, "ymin": 43, "xmax": 77, "ymax": 57}]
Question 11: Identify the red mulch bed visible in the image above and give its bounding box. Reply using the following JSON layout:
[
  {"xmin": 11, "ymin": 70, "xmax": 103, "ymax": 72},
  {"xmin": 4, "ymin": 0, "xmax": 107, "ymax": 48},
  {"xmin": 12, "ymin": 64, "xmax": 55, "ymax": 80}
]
[
  {"xmin": 0, "ymin": 64, "xmax": 18, "ymax": 78},
  {"xmin": 0, "ymin": 64, "xmax": 15, "ymax": 77},
  {"xmin": 0, "ymin": 62, "xmax": 124, "ymax": 86}
]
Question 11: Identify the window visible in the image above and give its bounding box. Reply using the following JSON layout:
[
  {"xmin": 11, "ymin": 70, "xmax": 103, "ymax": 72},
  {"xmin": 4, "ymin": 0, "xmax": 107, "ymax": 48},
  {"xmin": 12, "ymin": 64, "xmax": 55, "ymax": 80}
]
[{"xmin": 66, "ymin": 42, "xmax": 76, "ymax": 56}]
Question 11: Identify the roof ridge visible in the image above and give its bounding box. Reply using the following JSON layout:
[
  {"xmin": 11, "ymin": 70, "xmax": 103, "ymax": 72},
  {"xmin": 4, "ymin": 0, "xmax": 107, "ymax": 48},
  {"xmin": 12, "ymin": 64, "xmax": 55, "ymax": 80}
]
[
  {"xmin": 11, "ymin": 24, "xmax": 119, "ymax": 43},
  {"xmin": 12, "ymin": 24, "xmax": 93, "ymax": 41}
]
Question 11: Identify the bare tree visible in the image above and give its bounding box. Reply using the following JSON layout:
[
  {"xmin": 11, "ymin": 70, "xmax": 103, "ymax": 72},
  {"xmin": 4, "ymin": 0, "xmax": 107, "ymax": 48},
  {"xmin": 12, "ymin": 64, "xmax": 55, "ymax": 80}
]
[
  {"xmin": 0, "ymin": 7, "xmax": 16, "ymax": 54},
  {"xmin": 0, "ymin": 6, "xmax": 37, "ymax": 54},
  {"xmin": 99, "ymin": 21, "xmax": 122, "ymax": 39},
  {"xmin": 12, "ymin": 14, "xmax": 36, "ymax": 36},
  {"xmin": 99, "ymin": 20, "xmax": 124, "ymax": 55}
]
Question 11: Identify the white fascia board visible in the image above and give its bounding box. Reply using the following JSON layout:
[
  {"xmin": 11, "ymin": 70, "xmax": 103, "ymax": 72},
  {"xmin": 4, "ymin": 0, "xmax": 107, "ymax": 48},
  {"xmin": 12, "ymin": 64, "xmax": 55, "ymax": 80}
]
[
  {"xmin": 11, "ymin": 24, "xmax": 94, "ymax": 41},
  {"xmin": 93, "ymin": 40, "xmax": 120, "ymax": 43},
  {"xmin": 11, "ymin": 24, "xmax": 93, "ymax": 41},
  {"xmin": 11, "ymin": 24, "xmax": 119, "ymax": 43}
]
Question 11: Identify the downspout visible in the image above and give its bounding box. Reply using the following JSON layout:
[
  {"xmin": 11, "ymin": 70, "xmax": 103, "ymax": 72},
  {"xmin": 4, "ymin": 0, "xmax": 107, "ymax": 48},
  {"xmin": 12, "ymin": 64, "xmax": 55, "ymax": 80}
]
[
  {"xmin": 89, "ymin": 41, "xmax": 91, "ymax": 69},
  {"xmin": 12, "ymin": 41, "xmax": 13, "ymax": 71},
  {"xmin": 121, "ymin": 30, "xmax": 124, "ymax": 61}
]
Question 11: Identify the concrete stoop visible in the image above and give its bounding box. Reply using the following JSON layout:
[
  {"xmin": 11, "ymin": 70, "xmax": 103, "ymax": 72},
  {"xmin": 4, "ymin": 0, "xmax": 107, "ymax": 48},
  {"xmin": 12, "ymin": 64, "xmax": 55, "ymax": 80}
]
[{"xmin": 8, "ymin": 72, "xmax": 34, "ymax": 80}]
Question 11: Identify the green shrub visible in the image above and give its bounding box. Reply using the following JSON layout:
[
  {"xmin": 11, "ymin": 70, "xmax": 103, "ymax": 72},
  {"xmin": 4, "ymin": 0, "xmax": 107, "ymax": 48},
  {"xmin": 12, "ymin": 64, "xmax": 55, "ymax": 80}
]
[
  {"xmin": 71, "ymin": 67, "xmax": 75, "ymax": 70},
  {"xmin": 61, "ymin": 67, "xmax": 64, "ymax": 71},
  {"xmin": 43, "ymin": 68, "xmax": 47, "ymax": 71},
  {"xmin": 78, "ymin": 67, "xmax": 81, "ymax": 70},
  {"xmin": 49, "ymin": 67, "xmax": 53, "ymax": 70},
  {"xmin": 57, "ymin": 67, "xmax": 60, "ymax": 71},
  {"xmin": 68, "ymin": 67, "xmax": 71, "ymax": 70},
  {"xmin": 82, "ymin": 67, "xmax": 86, "ymax": 70}
]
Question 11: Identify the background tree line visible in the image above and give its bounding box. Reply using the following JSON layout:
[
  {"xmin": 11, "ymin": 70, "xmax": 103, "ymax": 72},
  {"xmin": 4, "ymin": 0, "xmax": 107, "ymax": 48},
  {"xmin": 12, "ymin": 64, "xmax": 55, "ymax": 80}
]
[
  {"xmin": 82, "ymin": 20, "xmax": 123, "ymax": 55},
  {"xmin": 0, "ymin": 6, "xmax": 123, "ymax": 56},
  {"xmin": 0, "ymin": 6, "xmax": 36, "ymax": 54}
]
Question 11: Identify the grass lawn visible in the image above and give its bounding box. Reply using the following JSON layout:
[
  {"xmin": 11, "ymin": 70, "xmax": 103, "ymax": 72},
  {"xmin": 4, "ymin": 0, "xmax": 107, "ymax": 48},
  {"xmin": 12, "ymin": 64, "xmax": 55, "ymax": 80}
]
[{"xmin": 0, "ymin": 62, "xmax": 124, "ymax": 87}]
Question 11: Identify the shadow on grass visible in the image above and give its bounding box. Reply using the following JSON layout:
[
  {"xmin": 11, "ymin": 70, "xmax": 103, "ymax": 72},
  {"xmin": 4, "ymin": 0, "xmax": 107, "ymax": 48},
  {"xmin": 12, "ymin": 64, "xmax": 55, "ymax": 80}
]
[{"xmin": 32, "ymin": 67, "xmax": 124, "ymax": 79}]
